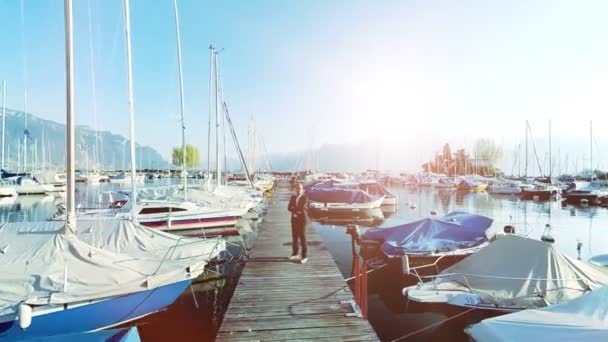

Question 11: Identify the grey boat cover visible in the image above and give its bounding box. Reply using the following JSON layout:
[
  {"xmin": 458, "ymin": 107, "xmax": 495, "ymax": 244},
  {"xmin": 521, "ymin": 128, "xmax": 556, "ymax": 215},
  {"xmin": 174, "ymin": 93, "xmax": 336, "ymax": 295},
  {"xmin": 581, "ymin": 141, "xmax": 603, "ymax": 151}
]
[
  {"xmin": 429, "ymin": 235, "xmax": 608, "ymax": 309},
  {"xmin": 0, "ymin": 220, "xmax": 224, "ymax": 317},
  {"xmin": 467, "ymin": 285, "xmax": 608, "ymax": 341}
]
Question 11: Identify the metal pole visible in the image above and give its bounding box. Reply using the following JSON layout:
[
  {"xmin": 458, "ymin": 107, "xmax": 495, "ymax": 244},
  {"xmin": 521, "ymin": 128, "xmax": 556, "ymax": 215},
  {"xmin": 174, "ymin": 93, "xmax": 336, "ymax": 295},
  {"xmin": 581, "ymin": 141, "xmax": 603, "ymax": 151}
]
[
  {"xmin": 590, "ymin": 120, "xmax": 593, "ymax": 182},
  {"xmin": 64, "ymin": 0, "xmax": 76, "ymax": 234},
  {"xmin": 123, "ymin": 0, "xmax": 138, "ymax": 221},
  {"xmin": 361, "ymin": 262, "xmax": 368, "ymax": 319},
  {"xmin": 217, "ymin": 54, "xmax": 227, "ymax": 183},
  {"xmin": 172, "ymin": 0, "xmax": 188, "ymax": 200},
  {"xmin": 207, "ymin": 45, "xmax": 213, "ymax": 188},
  {"xmin": 1, "ymin": 79, "xmax": 5, "ymax": 170},
  {"xmin": 23, "ymin": 89, "xmax": 27, "ymax": 172},
  {"xmin": 214, "ymin": 52, "xmax": 221, "ymax": 187},
  {"xmin": 549, "ymin": 120, "xmax": 551, "ymax": 178},
  {"xmin": 525, "ymin": 120, "xmax": 528, "ymax": 178}
]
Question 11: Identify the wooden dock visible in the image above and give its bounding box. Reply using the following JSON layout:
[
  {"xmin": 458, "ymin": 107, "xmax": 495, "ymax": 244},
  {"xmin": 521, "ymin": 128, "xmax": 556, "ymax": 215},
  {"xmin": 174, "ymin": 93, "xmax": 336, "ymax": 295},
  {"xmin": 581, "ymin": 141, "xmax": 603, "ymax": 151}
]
[{"xmin": 216, "ymin": 181, "xmax": 379, "ymax": 341}]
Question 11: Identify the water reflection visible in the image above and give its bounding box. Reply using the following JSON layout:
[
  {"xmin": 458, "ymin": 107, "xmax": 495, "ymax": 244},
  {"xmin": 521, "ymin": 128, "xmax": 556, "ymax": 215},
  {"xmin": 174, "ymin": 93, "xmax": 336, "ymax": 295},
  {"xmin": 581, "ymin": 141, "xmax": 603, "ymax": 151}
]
[{"xmin": 314, "ymin": 185, "xmax": 608, "ymax": 341}]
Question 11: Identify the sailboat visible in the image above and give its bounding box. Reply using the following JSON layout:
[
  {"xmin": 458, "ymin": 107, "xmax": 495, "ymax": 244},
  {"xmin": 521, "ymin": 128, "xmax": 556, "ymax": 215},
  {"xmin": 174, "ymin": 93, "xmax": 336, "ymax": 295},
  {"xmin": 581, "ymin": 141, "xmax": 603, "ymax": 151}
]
[
  {"xmin": 0, "ymin": 1, "xmax": 225, "ymax": 339},
  {"xmin": 519, "ymin": 121, "xmax": 561, "ymax": 200}
]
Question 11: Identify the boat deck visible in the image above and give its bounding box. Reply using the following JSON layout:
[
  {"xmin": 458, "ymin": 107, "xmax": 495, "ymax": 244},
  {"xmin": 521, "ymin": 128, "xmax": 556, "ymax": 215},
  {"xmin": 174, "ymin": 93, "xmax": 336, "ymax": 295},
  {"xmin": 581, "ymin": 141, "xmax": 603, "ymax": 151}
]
[{"xmin": 216, "ymin": 180, "xmax": 379, "ymax": 341}]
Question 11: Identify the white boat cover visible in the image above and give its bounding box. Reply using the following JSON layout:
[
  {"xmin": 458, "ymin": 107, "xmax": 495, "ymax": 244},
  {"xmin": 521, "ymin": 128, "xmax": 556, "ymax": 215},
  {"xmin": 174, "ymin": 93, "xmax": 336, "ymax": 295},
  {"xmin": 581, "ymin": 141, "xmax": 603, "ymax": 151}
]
[
  {"xmin": 426, "ymin": 235, "xmax": 608, "ymax": 309},
  {"xmin": 74, "ymin": 219, "xmax": 226, "ymax": 270},
  {"xmin": 467, "ymin": 285, "xmax": 608, "ymax": 341},
  {"xmin": 0, "ymin": 220, "xmax": 224, "ymax": 317}
]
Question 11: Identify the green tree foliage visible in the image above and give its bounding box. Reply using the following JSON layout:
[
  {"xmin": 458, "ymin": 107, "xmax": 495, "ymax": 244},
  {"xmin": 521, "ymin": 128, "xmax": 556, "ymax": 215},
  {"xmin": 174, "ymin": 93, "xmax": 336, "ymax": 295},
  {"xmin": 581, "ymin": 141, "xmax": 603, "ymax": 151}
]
[
  {"xmin": 172, "ymin": 144, "xmax": 200, "ymax": 168},
  {"xmin": 474, "ymin": 138, "xmax": 503, "ymax": 167}
]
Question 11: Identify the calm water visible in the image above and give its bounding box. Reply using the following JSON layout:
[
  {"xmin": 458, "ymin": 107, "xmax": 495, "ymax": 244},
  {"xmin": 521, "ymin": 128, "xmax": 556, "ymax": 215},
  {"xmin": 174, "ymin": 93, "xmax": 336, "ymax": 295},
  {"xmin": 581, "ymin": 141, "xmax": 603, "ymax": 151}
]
[
  {"xmin": 314, "ymin": 185, "xmax": 608, "ymax": 341},
  {"xmin": 3, "ymin": 183, "xmax": 608, "ymax": 341}
]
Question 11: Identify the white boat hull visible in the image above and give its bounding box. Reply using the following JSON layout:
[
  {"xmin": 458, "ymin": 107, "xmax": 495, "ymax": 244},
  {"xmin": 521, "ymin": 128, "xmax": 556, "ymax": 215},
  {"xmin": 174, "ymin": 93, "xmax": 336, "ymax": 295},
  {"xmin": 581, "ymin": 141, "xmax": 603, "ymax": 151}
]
[{"xmin": 308, "ymin": 197, "xmax": 384, "ymax": 211}]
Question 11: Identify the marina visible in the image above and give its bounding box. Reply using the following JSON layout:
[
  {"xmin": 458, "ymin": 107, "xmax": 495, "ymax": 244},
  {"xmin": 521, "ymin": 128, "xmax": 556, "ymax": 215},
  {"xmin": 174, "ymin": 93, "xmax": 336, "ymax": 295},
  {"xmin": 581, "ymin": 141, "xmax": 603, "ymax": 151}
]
[
  {"xmin": 217, "ymin": 182, "xmax": 379, "ymax": 342},
  {"xmin": 2, "ymin": 1, "xmax": 608, "ymax": 341}
]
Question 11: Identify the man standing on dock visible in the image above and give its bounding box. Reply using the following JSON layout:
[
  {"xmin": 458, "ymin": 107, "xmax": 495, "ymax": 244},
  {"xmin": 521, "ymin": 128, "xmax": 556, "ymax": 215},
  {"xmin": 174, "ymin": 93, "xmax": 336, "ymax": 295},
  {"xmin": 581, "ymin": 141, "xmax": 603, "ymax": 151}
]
[{"xmin": 288, "ymin": 183, "xmax": 308, "ymax": 264}]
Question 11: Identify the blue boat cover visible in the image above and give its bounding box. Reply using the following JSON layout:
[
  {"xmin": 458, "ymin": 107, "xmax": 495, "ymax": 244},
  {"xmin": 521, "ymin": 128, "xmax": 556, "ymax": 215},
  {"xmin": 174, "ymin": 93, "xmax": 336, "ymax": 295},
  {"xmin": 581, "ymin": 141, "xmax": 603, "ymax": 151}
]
[
  {"xmin": 361, "ymin": 212, "xmax": 493, "ymax": 256},
  {"xmin": 304, "ymin": 179, "xmax": 346, "ymax": 191},
  {"xmin": 306, "ymin": 188, "xmax": 382, "ymax": 204},
  {"xmin": 459, "ymin": 179, "xmax": 483, "ymax": 188},
  {"xmin": 360, "ymin": 182, "xmax": 395, "ymax": 199}
]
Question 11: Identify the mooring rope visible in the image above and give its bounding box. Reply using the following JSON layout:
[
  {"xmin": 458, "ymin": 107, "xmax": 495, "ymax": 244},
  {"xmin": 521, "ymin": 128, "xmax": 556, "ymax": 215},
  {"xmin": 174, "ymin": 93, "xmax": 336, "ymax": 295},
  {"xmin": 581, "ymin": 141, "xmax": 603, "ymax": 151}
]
[{"xmin": 389, "ymin": 307, "xmax": 476, "ymax": 342}]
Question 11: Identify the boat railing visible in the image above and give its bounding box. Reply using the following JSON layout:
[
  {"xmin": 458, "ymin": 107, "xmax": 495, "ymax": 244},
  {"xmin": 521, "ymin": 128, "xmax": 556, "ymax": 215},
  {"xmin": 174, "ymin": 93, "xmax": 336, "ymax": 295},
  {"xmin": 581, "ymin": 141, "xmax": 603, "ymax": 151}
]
[
  {"xmin": 111, "ymin": 236, "xmax": 227, "ymax": 277},
  {"xmin": 416, "ymin": 272, "xmax": 591, "ymax": 300}
]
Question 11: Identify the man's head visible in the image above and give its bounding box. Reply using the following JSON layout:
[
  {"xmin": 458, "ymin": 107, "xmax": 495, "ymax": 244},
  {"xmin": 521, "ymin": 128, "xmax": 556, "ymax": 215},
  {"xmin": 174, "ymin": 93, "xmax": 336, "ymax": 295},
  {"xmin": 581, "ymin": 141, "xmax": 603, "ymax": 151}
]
[{"xmin": 295, "ymin": 183, "xmax": 303, "ymax": 195}]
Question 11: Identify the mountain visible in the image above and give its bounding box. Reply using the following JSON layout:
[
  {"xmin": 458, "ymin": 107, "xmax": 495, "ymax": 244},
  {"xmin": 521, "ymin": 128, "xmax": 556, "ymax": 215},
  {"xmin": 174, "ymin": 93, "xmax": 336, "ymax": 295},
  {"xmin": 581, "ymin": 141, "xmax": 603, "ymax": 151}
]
[{"xmin": 1, "ymin": 109, "xmax": 170, "ymax": 170}]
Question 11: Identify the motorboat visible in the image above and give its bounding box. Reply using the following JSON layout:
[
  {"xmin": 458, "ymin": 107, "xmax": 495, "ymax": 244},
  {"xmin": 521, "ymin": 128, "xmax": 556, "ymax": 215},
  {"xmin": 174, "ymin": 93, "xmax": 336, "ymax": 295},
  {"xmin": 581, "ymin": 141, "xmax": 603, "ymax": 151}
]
[
  {"xmin": 489, "ymin": 181, "xmax": 524, "ymax": 195},
  {"xmin": 0, "ymin": 186, "xmax": 17, "ymax": 198},
  {"xmin": 359, "ymin": 181, "xmax": 398, "ymax": 206},
  {"xmin": 59, "ymin": 196, "xmax": 248, "ymax": 238},
  {"xmin": 31, "ymin": 171, "xmax": 67, "ymax": 192},
  {"xmin": 360, "ymin": 212, "xmax": 493, "ymax": 276},
  {"xmin": 306, "ymin": 188, "xmax": 384, "ymax": 213},
  {"xmin": 457, "ymin": 179, "xmax": 487, "ymax": 192},
  {"xmin": 562, "ymin": 182, "xmax": 607, "ymax": 206},
  {"xmin": 1, "ymin": 177, "xmax": 55, "ymax": 195},
  {"xmin": 433, "ymin": 177, "xmax": 457, "ymax": 189},
  {"xmin": 403, "ymin": 235, "xmax": 608, "ymax": 313},
  {"xmin": 520, "ymin": 184, "xmax": 560, "ymax": 201},
  {"xmin": 109, "ymin": 172, "xmax": 145, "ymax": 185},
  {"xmin": 466, "ymin": 285, "xmax": 608, "ymax": 342}
]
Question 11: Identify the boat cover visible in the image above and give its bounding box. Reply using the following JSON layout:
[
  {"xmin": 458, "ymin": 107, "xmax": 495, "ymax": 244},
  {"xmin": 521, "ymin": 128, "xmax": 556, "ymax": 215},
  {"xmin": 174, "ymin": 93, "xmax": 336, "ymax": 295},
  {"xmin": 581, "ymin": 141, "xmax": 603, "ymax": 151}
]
[
  {"xmin": 361, "ymin": 212, "xmax": 493, "ymax": 256},
  {"xmin": 360, "ymin": 182, "xmax": 395, "ymax": 198},
  {"xmin": 0, "ymin": 220, "xmax": 224, "ymax": 317},
  {"xmin": 306, "ymin": 188, "xmax": 382, "ymax": 204},
  {"xmin": 458, "ymin": 178, "xmax": 483, "ymax": 188},
  {"xmin": 304, "ymin": 179, "xmax": 345, "ymax": 191},
  {"xmin": 427, "ymin": 235, "xmax": 608, "ymax": 309},
  {"xmin": 466, "ymin": 285, "xmax": 608, "ymax": 341}
]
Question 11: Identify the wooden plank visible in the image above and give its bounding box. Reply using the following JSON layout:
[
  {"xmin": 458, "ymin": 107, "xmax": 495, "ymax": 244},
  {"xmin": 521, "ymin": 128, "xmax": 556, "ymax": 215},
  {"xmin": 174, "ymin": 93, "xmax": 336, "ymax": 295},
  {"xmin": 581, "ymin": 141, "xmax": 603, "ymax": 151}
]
[{"xmin": 216, "ymin": 180, "xmax": 378, "ymax": 341}]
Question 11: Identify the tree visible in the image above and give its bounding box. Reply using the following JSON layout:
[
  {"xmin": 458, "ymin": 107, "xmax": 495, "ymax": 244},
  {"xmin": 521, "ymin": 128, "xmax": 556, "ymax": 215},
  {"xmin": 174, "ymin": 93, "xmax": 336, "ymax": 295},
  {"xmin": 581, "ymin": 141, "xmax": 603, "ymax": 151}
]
[
  {"xmin": 172, "ymin": 144, "xmax": 200, "ymax": 168},
  {"xmin": 474, "ymin": 138, "xmax": 502, "ymax": 175}
]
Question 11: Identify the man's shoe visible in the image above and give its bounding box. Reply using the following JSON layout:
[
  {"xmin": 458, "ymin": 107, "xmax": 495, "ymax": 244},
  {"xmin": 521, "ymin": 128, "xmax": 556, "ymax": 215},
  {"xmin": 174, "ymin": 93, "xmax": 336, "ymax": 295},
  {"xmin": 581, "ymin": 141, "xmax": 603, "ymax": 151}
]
[
  {"xmin": 300, "ymin": 258, "xmax": 308, "ymax": 264},
  {"xmin": 288, "ymin": 255, "xmax": 299, "ymax": 260}
]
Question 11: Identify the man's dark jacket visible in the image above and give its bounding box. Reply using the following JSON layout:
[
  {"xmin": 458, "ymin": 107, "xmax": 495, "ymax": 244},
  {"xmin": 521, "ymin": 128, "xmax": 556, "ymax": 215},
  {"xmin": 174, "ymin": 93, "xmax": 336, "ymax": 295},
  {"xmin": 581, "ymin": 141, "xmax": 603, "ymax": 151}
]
[{"xmin": 288, "ymin": 194, "xmax": 307, "ymax": 225}]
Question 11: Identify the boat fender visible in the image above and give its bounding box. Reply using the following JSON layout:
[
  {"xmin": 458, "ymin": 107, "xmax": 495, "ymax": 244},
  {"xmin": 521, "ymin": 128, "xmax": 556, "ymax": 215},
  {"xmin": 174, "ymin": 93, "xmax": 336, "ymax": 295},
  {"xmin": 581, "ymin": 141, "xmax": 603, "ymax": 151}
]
[
  {"xmin": 401, "ymin": 254, "xmax": 410, "ymax": 275},
  {"xmin": 581, "ymin": 199, "xmax": 589, "ymax": 206},
  {"xmin": 430, "ymin": 210, "xmax": 437, "ymax": 215},
  {"xmin": 541, "ymin": 224, "xmax": 555, "ymax": 243},
  {"xmin": 533, "ymin": 195, "xmax": 540, "ymax": 201},
  {"xmin": 18, "ymin": 303, "xmax": 32, "ymax": 330},
  {"xmin": 503, "ymin": 225, "xmax": 515, "ymax": 234}
]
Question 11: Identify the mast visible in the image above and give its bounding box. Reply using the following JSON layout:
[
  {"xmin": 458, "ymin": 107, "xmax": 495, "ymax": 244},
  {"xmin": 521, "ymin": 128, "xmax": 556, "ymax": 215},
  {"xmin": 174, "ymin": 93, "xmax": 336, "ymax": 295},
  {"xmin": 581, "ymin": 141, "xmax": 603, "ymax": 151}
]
[
  {"xmin": 23, "ymin": 89, "xmax": 27, "ymax": 172},
  {"xmin": 548, "ymin": 119, "xmax": 551, "ymax": 178},
  {"xmin": 216, "ymin": 52, "xmax": 228, "ymax": 184},
  {"xmin": 524, "ymin": 120, "xmax": 528, "ymax": 177},
  {"xmin": 214, "ymin": 51, "xmax": 221, "ymax": 187},
  {"xmin": 207, "ymin": 45, "xmax": 213, "ymax": 188},
  {"xmin": 172, "ymin": 0, "xmax": 188, "ymax": 199},
  {"xmin": 590, "ymin": 120, "xmax": 593, "ymax": 182},
  {"xmin": 87, "ymin": 0, "xmax": 99, "ymax": 173},
  {"xmin": 123, "ymin": 0, "xmax": 137, "ymax": 220},
  {"xmin": 217, "ymin": 55, "xmax": 227, "ymax": 184},
  {"xmin": 1, "ymin": 79, "xmax": 5, "ymax": 170},
  {"xmin": 64, "ymin": 0, "xmax": 76, "ymax": 234}
]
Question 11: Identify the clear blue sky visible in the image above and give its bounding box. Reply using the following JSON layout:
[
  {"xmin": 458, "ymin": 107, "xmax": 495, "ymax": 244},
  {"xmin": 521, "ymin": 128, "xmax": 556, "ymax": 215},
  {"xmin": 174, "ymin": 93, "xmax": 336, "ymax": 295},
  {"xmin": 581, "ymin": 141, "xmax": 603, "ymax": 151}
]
[{"xmin": 1, "ymin": 0, "xmax": 608, "ymax": 166}]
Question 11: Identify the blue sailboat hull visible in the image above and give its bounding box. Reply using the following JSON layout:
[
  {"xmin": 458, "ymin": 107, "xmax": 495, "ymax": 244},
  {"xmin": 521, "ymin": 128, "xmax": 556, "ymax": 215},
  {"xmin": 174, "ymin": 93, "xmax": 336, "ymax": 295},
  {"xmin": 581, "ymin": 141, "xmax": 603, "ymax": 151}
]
[
  {"xmin": 24, "ymin": 327, "xmax": 141, "ymax": 342},
  {"xmin": 0, "ymin": 279, "xmax": 190, "ymax": 341}
]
